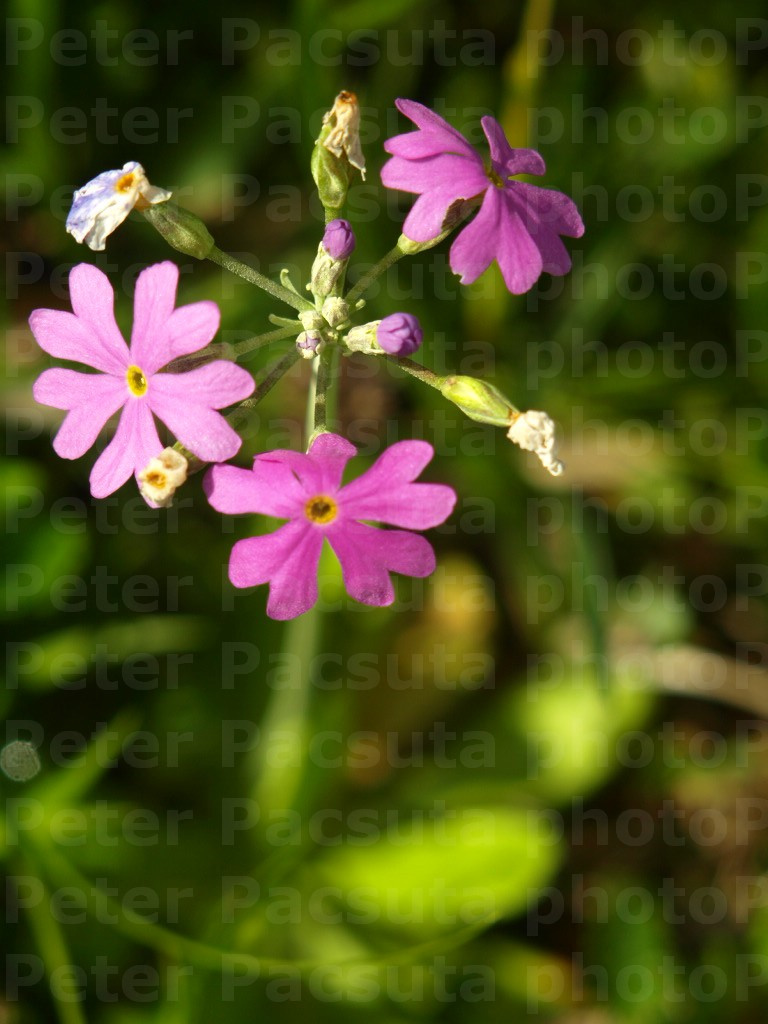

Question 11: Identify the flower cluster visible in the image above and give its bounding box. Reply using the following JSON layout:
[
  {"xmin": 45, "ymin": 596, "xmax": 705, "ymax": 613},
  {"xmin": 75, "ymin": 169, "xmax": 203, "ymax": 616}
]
[{"xmin": 30, "ymin": 93, "xmax": 583, "ymax": 618}]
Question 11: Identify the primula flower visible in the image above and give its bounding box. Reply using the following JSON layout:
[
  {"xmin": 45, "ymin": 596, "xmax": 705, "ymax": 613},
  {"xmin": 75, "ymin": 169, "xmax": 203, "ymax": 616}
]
[
  {"xmin": 382, "ymin": 99, "xmax": 584, "ymax": 295},
  {"xmin": 204, "ymin": 432, "xmax": 456, "ymax": 620},
  {"xmin": 30, "ymin": 261, "xmax": 254, "ymax": 499},
  {"xmin": 66, "ymin": 161, "xmax": 171, "ymax": 251}
]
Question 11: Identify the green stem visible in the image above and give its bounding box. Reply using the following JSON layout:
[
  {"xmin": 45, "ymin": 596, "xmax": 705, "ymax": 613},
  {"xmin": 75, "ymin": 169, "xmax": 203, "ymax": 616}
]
[
  {"xmin": 249, "ymin": 602, "xmax": 320, "ymax": 829},
  {"xmin": 307, "ymin": 346, "xmax": 338, "ymax": 445},
  {"xmin": 15, "ymin": 853, "xmax": 87, "ymax": 1024},
  {"xmin": 208, "ymin": 247, "xmax": 314, "ymax": 313},
  {"xmin": 233, "ymin": 324, "xmax": 302, "ymax": 358},
  {"xmin": 344, "ymin": 245, "xmax": 407, "ymax": 306},
  {"xmin": 383, "ymin": 354, "xmax": 447, "ymax": 390}
]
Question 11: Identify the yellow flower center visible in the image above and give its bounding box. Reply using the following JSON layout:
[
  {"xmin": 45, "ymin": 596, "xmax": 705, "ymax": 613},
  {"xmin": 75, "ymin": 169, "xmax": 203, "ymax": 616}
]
[
  {"xmin": 126, "ymin": 365, "xmax": 148, "ymax": 396},
  {"xmin": 144, "ymin": 470, "xmax": 166, "ymax": 488},
  {"xmin": 115, "ymin": 171, "xmax": 136, "ymax": 193},
  {"xmin": 305, "ymin": 494, "xmax": 338, "ymax": 524},
  {"xmin": 487, "ymin": 167, "xmax": 505, "ymax": 188}
]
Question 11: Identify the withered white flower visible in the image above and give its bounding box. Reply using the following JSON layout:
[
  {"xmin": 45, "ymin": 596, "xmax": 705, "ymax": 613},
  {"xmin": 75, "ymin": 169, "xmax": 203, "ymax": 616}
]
[
  {"xmin": 66, "ymin": 161, "xmax": 172, "ymax": 251},
  {"xmin": 321, "ymin": 91, "xmax": 366, "ymax": 179},
  {"xmin": 138, "ymin": 448, "xmax": 188, "ymax": 508},
  {"xmin": 507, "ymin": 410, "xmax": 564, "ymax": 476}
]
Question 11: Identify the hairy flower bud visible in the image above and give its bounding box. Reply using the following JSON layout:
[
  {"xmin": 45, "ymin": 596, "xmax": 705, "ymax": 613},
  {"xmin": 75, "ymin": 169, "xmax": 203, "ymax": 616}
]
[
  {"xmin": 343, "ymin": 313, "xmax": 423, "ymax": 357},
  {"xmin": 310, "ymin": 220, "xmax": 355, "ymax": 302},
  {"xmin": 440, "ymin": 376, "xmax": 514, "ymax": 427},
  {"xmin": 377, "ymin": 312, "xmax": 423, "ymax": 355},
  {"xmin": 142, "ymin": 202, "xmax": 215, "ymax": 260},
  {"xmin": 322, "ymin": 218, "xmax": 355, "ymax": 260},
  {"xmin": 321, "ymin": 297, "xmax": 350, "ymax": 328},
  {"xmin": 297, "ymin": 331, "xmax": 324, "ymax": 359}
]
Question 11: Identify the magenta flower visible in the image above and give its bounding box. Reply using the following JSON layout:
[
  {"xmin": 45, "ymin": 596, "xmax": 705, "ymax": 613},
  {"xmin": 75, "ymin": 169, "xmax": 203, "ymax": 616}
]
[
  {"xmin": 30, "ymin": 261, "xmax": 254, "ymax": 499},
  {"xmin": 204, "ymin": 433, "xmax": 456, "ymax": 620},
  {"xmin": 381, "ymin": 99, "xmax": 585, "ymax": 295}
]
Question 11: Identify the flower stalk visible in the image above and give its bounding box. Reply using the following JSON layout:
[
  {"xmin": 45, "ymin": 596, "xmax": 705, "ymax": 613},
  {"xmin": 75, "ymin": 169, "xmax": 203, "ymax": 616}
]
[{"xmin": 207, "ymin": 247, "xmax": 314, "ymax": 313}]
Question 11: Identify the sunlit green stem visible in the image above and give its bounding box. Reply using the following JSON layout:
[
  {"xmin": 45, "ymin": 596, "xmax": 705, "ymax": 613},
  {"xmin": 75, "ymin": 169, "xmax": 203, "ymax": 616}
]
[
  {"xmin": 239, "ymin": 350, "xmax": 300, "ymax": 409},
  {"xmin": 307, "ymin": 346, "xmax": 339, "ymax": 446},
  {"xmin": 383, "ymin": 354, "xmax": 447, "ymax": 390},
  {"xmin": 344, "ymin": 245, "xmax": 407, "ymax": 306},
  {"xmin": 207, "ymin": 247, "xmax": 314, "ymax": 313},
  {"xmin": 233, "ymin": 324, "xmax": 302, "ymax": 357}
]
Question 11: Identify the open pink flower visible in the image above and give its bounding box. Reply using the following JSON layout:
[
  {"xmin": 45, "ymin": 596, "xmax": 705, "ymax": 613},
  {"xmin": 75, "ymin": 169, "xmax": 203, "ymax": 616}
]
[
  {"xmin": 30, "ymin": 262, "xmax": 254, "ymax": 499},
  {"xmin": 204, "ymin": 433, "xmax": 456, "ymax": 620},
  {"xmin": 382, "ymin": 99, "xmax": 584, "ymax": 295}
]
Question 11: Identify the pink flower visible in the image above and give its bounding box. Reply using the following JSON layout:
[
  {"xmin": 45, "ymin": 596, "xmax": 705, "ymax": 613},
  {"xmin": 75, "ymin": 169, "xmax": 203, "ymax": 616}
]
[
  {"xmin": 204, "ymin": 432, "xmax": 456, "ymax": 620},
  {"xmin": 30, "ymin": 262, "xmax": 254, "ymax": 498},
  {"xmin": 381, "ymin": 99, "xmax": 585, "ymax": 295}
]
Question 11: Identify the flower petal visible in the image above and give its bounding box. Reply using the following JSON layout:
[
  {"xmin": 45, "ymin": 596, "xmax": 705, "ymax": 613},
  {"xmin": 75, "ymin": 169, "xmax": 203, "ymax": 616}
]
[
  {"xmin": 327, "ymin": 520, "xmax": 436, "ymax": 607},
  {"xmin": 447, "ymin": 189, "xmax": 500, "ymax": 286},
  {"xmin": 33, "ymin": 368, "xmax": 126, "ymax": 459},
  {"xmin": 388, "ymin": 99, "xmax": 479, "ymax": 160},
  {"xmin": 129, "ymin": 262, "xmax": 180, "ymax": 369},
  {"xmin": 254, "ymin": 434, "xmax": 356, "ymax": 496},
  {"xmin": 307, "ymin": 433, "xmax": 358, "ymax": 491},
  {"xmin": 481, "ymin": 117, "xmax": 546, "ymax": 177},
  {"xmin": 205, "ymin": 462, "xmax": 307, "ymax": 518},
  {"xmin": 67, "ymin": 263, "xmax": 132, "ymax": 367},
  {"xmin": 65, "ymin": 163, "xmax": 145, "ymax": 250},
  {"xmin": 151, "ymin": 361, "xmax": 254, "ymax": 409},
  {"xmin": 29, "ymin": 266, "xmax": 129, "ymax": 374},
  {"xmin": 381, "ymin": 153, "xmax": 486, "ymax": 197},
  {"xmin": 159, "ymin": 301, "xmax": 221, "ymax": 365},
  {"xmin": 148, "ymin": 396, "xmax": 241, "ymax": 463},
  {"xmin": 399, "ymin": 184, "xmax": 480, "ymax": 244},
  {"xmin": 89, "ymin": 401, "xmax": 162, "ymax": 498},
  {"xmin": 491, "ymin": 191, "xmax": 546, "ymax": 294},
  {"xmin": 228, "ymin": 520, "xmax": 323, "ymax": 620},
  {"xmin": 146, "ymin": 361, "xmax": 253, "ymax": 463},
  {"xmin": 511, "ymin": 181, "xmax": 586, "ymax": 239},
  {"xmin": 339, "ymin": 440, "xmax": 456, "ymax": 528}
]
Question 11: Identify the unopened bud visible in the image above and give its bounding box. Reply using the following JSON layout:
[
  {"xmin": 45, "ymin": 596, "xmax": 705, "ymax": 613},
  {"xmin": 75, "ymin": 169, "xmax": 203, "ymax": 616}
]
[
  {"xmin": 297, "ymin": 331, "xmax": 324, "ymax": 359},
  {"xmin": 299, "ymin": 310, "xmax": 325, "ymax": 332},
  {"xmin": 440, "ymin": 376, "xmax": 514, "ymax": 427},
  {"xmin": 507, "ymin": 410, "xmax": 564, "ymax": 476},
  {"xmin": 343, "ymin": 312, "xmax": 423, "ymax": 357},
  {"xmin": 138, "ymin": 448, "xmax": 189, "ymax": 507},
  {"xmin": 321, "ymin": 297, "xmax": 350, "ymax": 328},
  {"xmin": 377, "ymin": 312, "xmax": 422, "ymax": 355},
  {"xmin": 322, "ymin": 219, "xmax": 355, "ymax": 260},
  {"xmin": 142, "ymin": 202, "xmax": 215, "ymax": 260}
]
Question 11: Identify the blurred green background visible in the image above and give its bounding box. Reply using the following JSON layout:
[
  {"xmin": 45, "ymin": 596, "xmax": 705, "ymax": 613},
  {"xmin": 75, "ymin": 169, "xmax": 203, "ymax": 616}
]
[{"xmin": 3, "ymin": 0, "xmax": 768, "ymax": 1020}]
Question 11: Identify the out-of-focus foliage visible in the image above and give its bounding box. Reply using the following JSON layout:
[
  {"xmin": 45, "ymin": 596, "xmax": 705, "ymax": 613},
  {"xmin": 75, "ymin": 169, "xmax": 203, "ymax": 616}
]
[{"xmin": 3, "ymin": 0, "xmax": 768, "ymax": 1021}]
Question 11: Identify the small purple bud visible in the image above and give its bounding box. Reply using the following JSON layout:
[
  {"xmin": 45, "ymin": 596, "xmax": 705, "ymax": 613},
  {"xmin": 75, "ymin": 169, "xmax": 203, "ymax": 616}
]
[
  {"xmin": 377, "ymin": 312, "xmax": 423, "ymax": 356},
  {"xmin": 322, "ymin": 219, "xmax": 355, "ymax": 260},
  {"xmin": 297, "ymin": 330, "xmax": 323, "ymax": 359}
]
